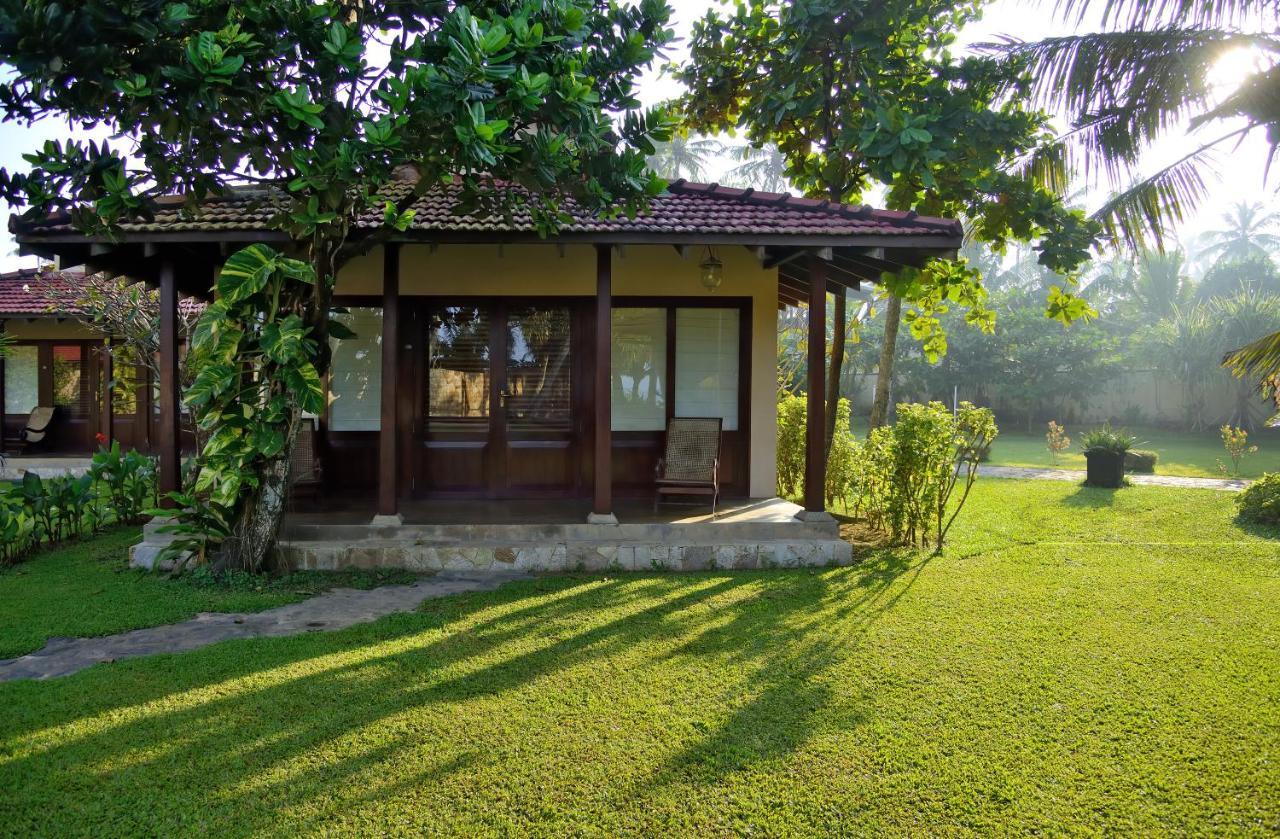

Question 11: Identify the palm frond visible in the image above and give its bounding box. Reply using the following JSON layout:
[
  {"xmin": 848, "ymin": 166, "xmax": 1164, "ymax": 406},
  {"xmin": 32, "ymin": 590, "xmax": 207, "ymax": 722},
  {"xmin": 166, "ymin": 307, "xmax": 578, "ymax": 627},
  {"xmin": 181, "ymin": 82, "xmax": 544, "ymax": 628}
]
[
  {"xmin": 985, "ymin": 30, "xmax": 1264, "ymax": 144},
  {"xmin": 1089, "ymin": 132, "xmax": 1244, "ymax": 250},
  {"xmin": 1053, "ymin": 0, "xmax": 1272, "ymax": 31}
]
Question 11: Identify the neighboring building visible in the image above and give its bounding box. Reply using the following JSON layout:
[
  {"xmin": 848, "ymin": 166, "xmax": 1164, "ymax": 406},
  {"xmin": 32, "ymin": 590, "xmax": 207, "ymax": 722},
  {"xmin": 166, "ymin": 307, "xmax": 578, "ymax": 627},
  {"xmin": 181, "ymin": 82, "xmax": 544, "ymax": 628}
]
[
  {"xmin": 0, "ymin": 267, "xmax": 150, "ymax": 454},
  {"xmin": 11, "ymin": 179, "xmax": 961, "ymax": 567}
]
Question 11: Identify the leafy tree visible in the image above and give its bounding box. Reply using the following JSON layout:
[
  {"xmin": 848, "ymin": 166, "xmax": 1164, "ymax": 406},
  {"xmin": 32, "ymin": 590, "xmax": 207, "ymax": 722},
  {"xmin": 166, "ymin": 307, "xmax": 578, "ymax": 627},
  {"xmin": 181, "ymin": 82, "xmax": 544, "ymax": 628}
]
[
  {"xmin": 1212, "ymin": 290, "xmax": 1280, "ymax": 429},
  {"xmin": 0, "ymin": 0, "xmax": 674, "ymax": 569},
  {"xmin": 988, "ymin": 0, "xmax": 1278, "ymax": 248},
  {"xmin": 675, "ymin": 0, "xmax": 1099, "ymax": 436},
  {"xmin": 1134, "ymin": 304, "xmax": 1221, "ymax": 430},
  {"xmin": 1196, "ymin": 254, "xmax": 1280, "ymax": 302},
  {"xmin": 645, "ymin": 134, "xmax": 723, "ymax": 180},
  {"xmin": 1197, "ymin": 201, "xmax": 1280, "ymax": 266}
]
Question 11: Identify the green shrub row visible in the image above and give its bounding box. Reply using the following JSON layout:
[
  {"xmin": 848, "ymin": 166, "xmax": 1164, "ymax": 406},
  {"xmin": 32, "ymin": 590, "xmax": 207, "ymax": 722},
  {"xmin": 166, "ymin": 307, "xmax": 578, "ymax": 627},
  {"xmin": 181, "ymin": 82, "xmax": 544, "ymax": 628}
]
[{"xmin": 0, "ymin": 442, "xmax": 156, "ymax": 567}]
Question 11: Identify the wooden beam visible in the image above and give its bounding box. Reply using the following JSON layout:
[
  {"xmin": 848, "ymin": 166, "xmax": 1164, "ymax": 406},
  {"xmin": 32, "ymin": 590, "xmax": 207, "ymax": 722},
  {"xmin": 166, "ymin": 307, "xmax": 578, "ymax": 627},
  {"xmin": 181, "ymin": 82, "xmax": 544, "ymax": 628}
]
[
  {"xmin": 804, "ymin": 255, "xmax": 826, "ymax": 514},
  {"xmin": 157, "ymin": 259, "xmax": 180, "ymax": 506},
  {"xmin": 377, "ymin": 244, "xmax": 401, "ymax": 520},
  {"xmin": 592, "ymin": 244, "xmax": 613, "ymax": 520},
  {"xmin": 762, "ymin": 248, "xmax": 808, "ymax": 270}
]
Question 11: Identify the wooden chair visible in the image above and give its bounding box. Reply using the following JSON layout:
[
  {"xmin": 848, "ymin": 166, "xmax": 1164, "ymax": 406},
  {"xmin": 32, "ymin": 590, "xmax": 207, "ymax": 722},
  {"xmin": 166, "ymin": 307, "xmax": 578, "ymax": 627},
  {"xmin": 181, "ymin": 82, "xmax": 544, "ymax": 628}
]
[
  {"xmin": 3, "ymin": 406, "xmax": 55, "ymax": 454},
  {"xmin": 654, "ymin": 417, "xmax": 722, "ymax": 516},
  {"xmin": 289, "ymin": 418, "xmax": 323, "ymax": 502}
]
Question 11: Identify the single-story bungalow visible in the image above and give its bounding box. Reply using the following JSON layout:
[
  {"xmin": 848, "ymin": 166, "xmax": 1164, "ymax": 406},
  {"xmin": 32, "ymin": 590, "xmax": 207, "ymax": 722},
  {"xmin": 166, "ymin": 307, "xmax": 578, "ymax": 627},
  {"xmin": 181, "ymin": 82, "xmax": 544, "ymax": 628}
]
[{"xmin": 9, "ymin": 178, "xmax": 962, "ymax": 570}]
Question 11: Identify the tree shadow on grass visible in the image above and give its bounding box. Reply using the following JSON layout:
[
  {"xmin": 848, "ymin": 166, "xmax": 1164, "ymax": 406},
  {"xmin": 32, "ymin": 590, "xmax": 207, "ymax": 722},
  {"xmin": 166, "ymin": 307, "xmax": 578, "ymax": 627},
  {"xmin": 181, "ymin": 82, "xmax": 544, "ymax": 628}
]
[{"xmin": 0, "ymin": 562, "xmax": 931, "ymax": 835}]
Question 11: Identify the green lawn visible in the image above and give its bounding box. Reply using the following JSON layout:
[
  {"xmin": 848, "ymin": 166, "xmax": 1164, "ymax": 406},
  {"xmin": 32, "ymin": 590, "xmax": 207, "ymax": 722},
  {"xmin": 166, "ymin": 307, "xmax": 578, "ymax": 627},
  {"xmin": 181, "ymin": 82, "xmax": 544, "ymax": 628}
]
[
  {"xmin": 0, "ymin": 528, "xmax": 416, "ymax": 659},
  {"xmin": 982, "ymin": 424, "xmax": 1280, "ymax": 479},
  {"xmin": 2, "ymin": 480, "xmax": 1279, "ymax": 834}
]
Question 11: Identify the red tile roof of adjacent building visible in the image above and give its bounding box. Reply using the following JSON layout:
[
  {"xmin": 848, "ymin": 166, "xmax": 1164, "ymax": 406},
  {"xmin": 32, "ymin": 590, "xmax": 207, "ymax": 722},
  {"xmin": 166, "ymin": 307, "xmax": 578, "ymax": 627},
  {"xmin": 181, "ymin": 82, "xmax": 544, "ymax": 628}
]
[
  {"xmin": 0, "ymin": 267, "xmax": 206, "ymax": 318},
  {"xmin": 0, "ymin": 267, "xmax": 84, "ymax": 317},
  {"xmin": 14, "ymin": 180, "xmax": 963, "ymax": 241}
]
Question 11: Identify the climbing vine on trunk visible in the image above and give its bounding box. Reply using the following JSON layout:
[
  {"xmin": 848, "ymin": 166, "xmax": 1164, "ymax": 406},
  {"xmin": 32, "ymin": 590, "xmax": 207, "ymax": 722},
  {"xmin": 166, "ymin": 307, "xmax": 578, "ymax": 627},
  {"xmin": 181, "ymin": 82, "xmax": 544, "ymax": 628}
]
[{"xmin": 163, "ymin": 245, "xmax": 330, "ymax": 572}]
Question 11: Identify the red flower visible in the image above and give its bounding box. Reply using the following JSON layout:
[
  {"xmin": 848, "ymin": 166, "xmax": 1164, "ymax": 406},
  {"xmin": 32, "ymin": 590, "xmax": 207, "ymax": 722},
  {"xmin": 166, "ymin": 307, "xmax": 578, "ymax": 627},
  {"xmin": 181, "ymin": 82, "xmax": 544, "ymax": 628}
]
[{"xmin": 95, "ymin": 432, "xmax": 108, "ymax": 445}]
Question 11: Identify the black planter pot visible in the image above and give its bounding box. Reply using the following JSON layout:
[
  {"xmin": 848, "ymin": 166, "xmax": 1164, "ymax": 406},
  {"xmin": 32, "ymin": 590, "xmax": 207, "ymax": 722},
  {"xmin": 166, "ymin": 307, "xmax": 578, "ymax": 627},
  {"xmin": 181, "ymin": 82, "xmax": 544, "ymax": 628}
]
[{"xmin": 1084, "ymin": 450, "xmax": 1126, "ymax": 488}]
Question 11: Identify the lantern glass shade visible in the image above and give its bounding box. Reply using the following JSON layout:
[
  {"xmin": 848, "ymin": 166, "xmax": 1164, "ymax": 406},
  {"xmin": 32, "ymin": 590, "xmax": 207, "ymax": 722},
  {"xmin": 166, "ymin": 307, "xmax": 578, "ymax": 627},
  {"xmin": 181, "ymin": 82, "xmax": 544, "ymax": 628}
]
[{"xmin": 699, "ymin": 249, "xmax": 723, "ymax": 291}]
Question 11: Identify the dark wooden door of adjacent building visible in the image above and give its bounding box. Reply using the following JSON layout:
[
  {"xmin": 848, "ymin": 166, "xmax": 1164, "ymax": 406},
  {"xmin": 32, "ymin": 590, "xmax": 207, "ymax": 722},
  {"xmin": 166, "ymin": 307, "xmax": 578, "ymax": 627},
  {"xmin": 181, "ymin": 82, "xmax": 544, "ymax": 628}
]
[{"xmin": 416, "ymin": 299, "xmax": 583, "ymax": 498}]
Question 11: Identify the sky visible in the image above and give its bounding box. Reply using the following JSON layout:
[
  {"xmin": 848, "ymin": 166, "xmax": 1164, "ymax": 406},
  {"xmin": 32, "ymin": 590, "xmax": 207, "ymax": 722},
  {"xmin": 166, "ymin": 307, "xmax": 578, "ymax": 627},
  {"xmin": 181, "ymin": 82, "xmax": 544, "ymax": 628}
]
[{"xmin": 0, "ymin": 0, "xmax": 1272, "ymax": 271}]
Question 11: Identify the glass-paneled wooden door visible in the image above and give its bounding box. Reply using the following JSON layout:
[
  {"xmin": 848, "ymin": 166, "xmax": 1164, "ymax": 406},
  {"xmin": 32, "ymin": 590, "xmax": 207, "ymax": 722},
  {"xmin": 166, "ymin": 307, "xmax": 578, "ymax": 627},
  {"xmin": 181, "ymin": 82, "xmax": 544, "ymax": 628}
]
[{"xmin": 418, "ymin": 300, "xmax": 581, "ymax": 498}]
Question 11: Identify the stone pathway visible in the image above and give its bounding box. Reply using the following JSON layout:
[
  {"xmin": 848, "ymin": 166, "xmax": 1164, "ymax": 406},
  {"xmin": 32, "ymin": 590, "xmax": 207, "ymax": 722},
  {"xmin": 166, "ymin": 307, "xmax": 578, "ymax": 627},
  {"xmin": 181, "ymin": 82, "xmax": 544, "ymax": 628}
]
[
  {"xmin": 0, "ymin": 571, "xmax": 528, "ymax": 682},
  {"xmin": 979, "ymin": 464, "xmax": 1248, "ymax": 492}
]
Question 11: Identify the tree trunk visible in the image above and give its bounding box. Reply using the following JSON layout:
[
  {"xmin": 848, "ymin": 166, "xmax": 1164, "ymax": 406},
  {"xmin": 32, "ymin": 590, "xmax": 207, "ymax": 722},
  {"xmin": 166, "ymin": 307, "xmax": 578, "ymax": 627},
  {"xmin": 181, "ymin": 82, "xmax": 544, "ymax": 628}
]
[
  {"xmin": 214, "ymin": 429, "xmax": 296, "ymax": 573},
  {"xmin": 825, "ymin": 287, "xmax": 846, "ymax": 456},
  {"xmin": 869, "ymin": 294, "xmax": 902, "ymax": 431}
]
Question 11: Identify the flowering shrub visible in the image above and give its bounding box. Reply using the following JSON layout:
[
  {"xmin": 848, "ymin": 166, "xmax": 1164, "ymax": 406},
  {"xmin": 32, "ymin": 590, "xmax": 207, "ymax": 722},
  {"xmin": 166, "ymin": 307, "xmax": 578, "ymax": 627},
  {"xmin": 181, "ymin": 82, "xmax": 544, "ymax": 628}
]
[
  {"xmin": 1219, "ymin": 425, "xmax": 1257, "ymax": 477},
  {"xmin": 1045, "ymin": 421, "xmax": 1071, "ymax": 465}
]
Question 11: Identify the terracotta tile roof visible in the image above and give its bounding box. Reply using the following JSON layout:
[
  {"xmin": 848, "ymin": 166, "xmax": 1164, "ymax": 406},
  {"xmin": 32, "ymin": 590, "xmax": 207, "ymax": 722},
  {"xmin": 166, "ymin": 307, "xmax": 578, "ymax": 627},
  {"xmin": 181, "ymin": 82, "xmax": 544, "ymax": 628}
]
[
  {"xmin": 0, "ymin": 267, "xmax": 82, "ymax": 316},
  {"xmin": 14, "ymin": 180, "xmax": 962, "ymax": 241},
  {"xmin": 0, "ymin": 267, "xmax": 205, "ymax": 318}
]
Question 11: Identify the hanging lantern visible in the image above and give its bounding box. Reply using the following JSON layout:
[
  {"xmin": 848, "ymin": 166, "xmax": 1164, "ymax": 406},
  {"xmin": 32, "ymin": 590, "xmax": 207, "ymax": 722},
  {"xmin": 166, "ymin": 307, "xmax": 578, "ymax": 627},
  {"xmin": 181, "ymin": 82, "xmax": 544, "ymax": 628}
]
[{"xmin": 699, "ymin": 246, "xmax": 723, "ymax": 292}]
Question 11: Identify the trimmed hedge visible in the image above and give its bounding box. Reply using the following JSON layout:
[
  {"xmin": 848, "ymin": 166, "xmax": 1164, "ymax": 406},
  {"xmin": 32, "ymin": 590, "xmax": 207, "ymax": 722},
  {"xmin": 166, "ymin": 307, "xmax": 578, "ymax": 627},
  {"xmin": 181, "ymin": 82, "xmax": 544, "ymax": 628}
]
[{"xmin": 1125, "ymin": 449, "xmax": 1158, "ymax": 473}]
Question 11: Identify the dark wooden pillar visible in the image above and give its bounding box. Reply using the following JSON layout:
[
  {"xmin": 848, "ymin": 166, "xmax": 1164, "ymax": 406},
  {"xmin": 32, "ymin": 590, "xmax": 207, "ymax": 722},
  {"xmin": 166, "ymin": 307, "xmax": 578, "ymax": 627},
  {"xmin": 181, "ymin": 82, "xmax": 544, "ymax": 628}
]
[
  {"xmin": 592, "ymin": 243, "xmax": 613, "ymax": 520},
  {"xmin": 804, "ymin": 254, "xmax": 827, "ymax": 513},
  {"xmin": 102, "ymin": 337, "xmax": 114, "ymax": 446},
  {"xmin": 377, "ymin": 244, "xmax": 401, "ymax": 519},
  {"xmin": 158, "ymin": 259, "xmax": 181, "ymax": 505}
]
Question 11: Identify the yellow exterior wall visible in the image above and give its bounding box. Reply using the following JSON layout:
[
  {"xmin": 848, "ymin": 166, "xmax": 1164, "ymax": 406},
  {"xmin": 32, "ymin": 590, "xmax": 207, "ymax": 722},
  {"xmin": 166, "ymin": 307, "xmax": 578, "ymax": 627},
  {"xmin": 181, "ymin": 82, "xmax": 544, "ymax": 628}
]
[
  {"xmin": 4, "ymin": 320, "xmax": 102, "ymax": 340},
  {"xmin": 335, "ymin": 244, "xmax": 780, "ymax": 496}
]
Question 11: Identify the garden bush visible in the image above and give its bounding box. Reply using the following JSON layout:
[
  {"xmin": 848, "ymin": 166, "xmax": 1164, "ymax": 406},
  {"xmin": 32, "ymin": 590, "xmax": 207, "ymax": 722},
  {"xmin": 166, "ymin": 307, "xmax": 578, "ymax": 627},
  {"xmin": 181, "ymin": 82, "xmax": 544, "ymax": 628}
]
[
  {"xmin": 1235, "ymin": 472, "xmax": 1280, "ymax": 525},
  {"xmin": 775, "ymin": 392, "xmax": 860, "ymax": 508},
  {"xmin": 1125, "ymin": 449, "xmax": 1158, "ymax": 473},
  {"xmin": 850, "ymin": 401, "xmax": 998, "ymax": 549},
  {"xmin": 0, "ymin": 443, "xmax": 156, "ymax": 567}
]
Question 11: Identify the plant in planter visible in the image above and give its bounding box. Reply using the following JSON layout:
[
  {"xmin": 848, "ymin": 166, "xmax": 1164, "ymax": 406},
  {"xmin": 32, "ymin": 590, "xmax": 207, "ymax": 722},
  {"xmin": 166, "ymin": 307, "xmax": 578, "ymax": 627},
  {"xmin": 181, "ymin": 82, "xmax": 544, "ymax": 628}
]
[{"xmin": 1080, "ymin": 425, "xmax": 1135, "ymax": 488}]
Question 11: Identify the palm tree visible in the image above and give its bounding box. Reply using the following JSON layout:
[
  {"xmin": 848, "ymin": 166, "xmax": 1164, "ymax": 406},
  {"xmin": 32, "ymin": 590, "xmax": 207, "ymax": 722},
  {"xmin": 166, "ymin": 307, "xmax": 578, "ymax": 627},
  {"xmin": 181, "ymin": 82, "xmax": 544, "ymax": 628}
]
[
  {"xmin": 985, "ymin": 0, "xmax": 1280, "ymax": 249},
  {"xmin": 1128, "ymin": 250, "xmax": 1194, "ymax": 319},
  {"xmin": 1196, "ymin": 201, "xmax": 1280, "ymax": 266},
  {"xmin": 1216, "ymin": 290, "xmax": 1280, "ymax": 428},
  {"xmin": 646, "ymin": 135, "xmax": 724, "ymax": 181},
  {"xmin": 724, "ymin": 144, "xmax": 791, "ymax": 192}
]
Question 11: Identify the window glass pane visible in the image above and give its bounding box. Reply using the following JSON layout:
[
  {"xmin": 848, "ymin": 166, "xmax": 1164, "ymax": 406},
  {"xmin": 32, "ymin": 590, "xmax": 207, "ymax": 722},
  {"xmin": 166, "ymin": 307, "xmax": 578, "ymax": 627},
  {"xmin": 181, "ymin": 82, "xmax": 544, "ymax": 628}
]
[
  {"xmin": 52, "ymin": 345, "xmax": 87, "ymax": 419},
  {"xmin": 4, "ymin": 345, "xmax": 38, "ymax": 415},
  {"xmin": 329, "ymin": 307, "xmax": 383, "ymax": 431},
  {"xmin": 675, "ymin": 308, "xmax": 739, "ymax": 431},
  {"xmin": 611, "ymin": 308, "xmax": 666, "ymax": 431},
  {"xmin": 429, "ymin": 306, "xmax": 490, "ymax": 429},
  {"xmin": 506, "ymin": 306, "xmax": 572, "ymax": 432}
]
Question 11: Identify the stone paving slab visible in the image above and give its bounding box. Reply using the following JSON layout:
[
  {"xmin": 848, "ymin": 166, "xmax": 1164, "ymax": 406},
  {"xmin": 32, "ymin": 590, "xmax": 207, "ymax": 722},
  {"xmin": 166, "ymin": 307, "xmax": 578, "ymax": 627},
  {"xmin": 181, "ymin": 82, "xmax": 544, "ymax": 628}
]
[
  {"xmin": 0, "ymin": 456, "xmax": 92, "ymax": 481},
  {"xmin": 0, "ymin": 572, "xmax": 528, "ymax": 682},
  {"xmin": 979, "ymin": 464, "xmax": 1247, "ymax": 492}
]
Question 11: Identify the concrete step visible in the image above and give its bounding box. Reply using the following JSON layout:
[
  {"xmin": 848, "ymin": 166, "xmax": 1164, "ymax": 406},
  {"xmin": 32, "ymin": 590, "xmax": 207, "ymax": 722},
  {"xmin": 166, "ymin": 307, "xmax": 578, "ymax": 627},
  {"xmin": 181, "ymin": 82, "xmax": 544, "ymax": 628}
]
[{"xmin": 278, "ymin": 537, "xmax": 853, "ymax": 574}]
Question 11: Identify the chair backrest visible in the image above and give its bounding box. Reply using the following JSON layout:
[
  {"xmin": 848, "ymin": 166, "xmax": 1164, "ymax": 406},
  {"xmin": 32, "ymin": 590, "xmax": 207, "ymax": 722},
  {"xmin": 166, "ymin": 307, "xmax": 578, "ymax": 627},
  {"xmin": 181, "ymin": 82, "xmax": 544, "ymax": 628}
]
[
  {"xmin": 662, "ymin": 417, "xmax": 722, "ymax": 481},
  {"xmin": 25, "ymin": 406, "xmax": 54, "ymax": 433},
  {"xmin": 24, "ymin": 406, "xmax": 55, "ymax": 443},
  {"xmin": 291, "ymin": 418, "xmax": 319, "ymax": 484}
]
